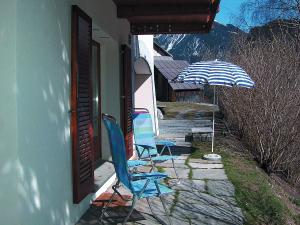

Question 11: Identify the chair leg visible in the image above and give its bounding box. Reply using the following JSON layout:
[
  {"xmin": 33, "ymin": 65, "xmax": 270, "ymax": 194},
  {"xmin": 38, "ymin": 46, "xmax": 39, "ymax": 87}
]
[
  {"xmin": 159, "ymin": 195, "xmax": 173, "ymax": 225},
  {"xmin": 113, "ymin": 185, "xmax": 129, "ymax": 202},
  {"xmin": 146, "ymin": 197, "xmax": 168, "ymax": 225},
  {"xmin": 171, "ymin": 157, "xmax": 180, "ymax": 183},
  {"xmin": 164, "ymin": 145, "xmax": 180, "ymax": 183},
  {"xmin": 149, "ymin": 156, "xmax": 156, "ymax": 172},
  {"xmin": 146, "ymin": 197, "xmax": 155, "ymax": 215},
  {"xmin": 99, "ymin": 190, "xmax": 117, "ymax": 224},
  {"xmin": 160, "ymin": 145, "xmax": 167, "ymax": 155},
  {"xmin": 122, "ymin": 196, "xmax": 137, "ymax": 225}
]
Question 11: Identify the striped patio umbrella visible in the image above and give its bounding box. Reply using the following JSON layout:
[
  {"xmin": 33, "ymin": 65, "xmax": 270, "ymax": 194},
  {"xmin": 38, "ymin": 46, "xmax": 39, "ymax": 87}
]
[
  {"xmin": 177, "ymin": 60, "xmax": 255, "ymax": 88},
  {"xmin": 175, "ymin": 60, "xmax": 255, "ymax": 158}
]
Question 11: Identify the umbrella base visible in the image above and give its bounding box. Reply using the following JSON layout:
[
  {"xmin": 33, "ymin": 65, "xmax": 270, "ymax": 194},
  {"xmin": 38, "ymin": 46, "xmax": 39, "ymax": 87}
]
[{"xmin": 203, "ymin": 153, "xmax": 222, "ymax": 161}]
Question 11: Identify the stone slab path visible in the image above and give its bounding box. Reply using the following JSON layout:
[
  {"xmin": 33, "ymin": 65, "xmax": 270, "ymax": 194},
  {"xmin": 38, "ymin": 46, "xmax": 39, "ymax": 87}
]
[{"xmin": 76, "ymin": 118, "xmax": 244, "ymax": 225}]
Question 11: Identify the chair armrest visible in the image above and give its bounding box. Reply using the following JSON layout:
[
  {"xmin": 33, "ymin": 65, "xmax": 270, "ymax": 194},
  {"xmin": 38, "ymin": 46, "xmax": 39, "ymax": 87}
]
[
  {"xmin": 130, "ymin": 172, "xmax": 168, "ymax": 181},
  {"xmin": 134, "ymin": 143, "xmax": 155, "ymax": 149},
  {"xmin": 127, "ymin": 160, "xmax": 150, "ymax": 167},
  {"xmin": 156, "ymin": 140, "xmax": 176, "ymax": 155},
  {"xmin": 155, "ymin": 140, "xmax": 176, "ymax": 147},
  {"xmin": 134, "ymin": 143, "xmax": 156, "ymax": 158}
]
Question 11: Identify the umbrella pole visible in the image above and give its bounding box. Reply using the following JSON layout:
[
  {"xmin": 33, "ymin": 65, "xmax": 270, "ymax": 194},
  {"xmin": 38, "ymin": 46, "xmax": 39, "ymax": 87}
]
[
  {"xmin": 204, "ymin": 86, "xmax": 221, "ymax": 160},
  {"xmin": 212, "ymin": 111, "xmax": 215, "ymax": 153},
  {"xmin": 211, "ymin": 86, "xmax": 216, "ymax": 153}
]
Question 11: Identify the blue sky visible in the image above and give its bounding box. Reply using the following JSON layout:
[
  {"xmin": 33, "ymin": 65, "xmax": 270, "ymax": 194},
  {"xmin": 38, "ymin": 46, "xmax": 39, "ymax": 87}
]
[{"xmin": 215, "ymin": 0, "xmax": 246, "ymax": 25}]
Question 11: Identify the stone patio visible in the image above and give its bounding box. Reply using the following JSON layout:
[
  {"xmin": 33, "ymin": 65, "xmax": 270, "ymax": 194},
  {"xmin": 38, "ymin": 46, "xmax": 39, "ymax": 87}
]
[{"xmin": 76, "ymin": 118, "xmax": 244, "ymax": 225}]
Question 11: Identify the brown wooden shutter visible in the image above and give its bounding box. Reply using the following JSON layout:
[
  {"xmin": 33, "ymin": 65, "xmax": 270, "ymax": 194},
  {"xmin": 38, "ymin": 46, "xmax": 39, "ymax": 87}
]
[
  {"xmin": 121, "ymin": 45, "xmax": 133, "ymax": 159},
  {"xmin": 71, "ymin": 5, "xmax": 94, "ymax": 204}
]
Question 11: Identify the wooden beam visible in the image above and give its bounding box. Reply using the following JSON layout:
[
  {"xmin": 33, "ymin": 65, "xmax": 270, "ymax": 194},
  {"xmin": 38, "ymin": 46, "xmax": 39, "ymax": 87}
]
[
  {"xmin": 128, "ymin": 14, "xmax": 210, "ymax": 24},
  {"xmin": 117, "ymin": 4, "xmax": 210, "ymax": 17},
  {"xmin": 131, "ymin": 22, "xmax": 210, "ymax": 35},
  {"xmin": 112, "ymin": 0, "xmax": 220, "ymax": 35},
  {"xmin": 113, "ymin": 0, "xmax": 211, "ymax": 5}
]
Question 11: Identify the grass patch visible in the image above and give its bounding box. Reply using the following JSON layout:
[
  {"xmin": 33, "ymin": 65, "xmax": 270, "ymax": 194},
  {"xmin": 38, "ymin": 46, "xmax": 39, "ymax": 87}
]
[
  {"xmin": 190, "ymin": 142, "xmax": 212, "ymax": 159},
  {"xmin": 295, "ymin": 215, "xmax": 300, "ymax": 224},
  {"xmin": 202, "ymin": 179, "xmax": 209, "ymax": 194},
  {"xmin": 170, "ymin": 190, "xmax": 180, "ymax": 214},
  {"xmin": 156, "ymin": 166, "xmax": 165, "ymax": 173},
  {"xmin": 223, "ymin": 155, "xmax": 286, "ymax": 225},
  {"xmin": 291, "ymin": 197, "xmax": 300, "ymax": 207},
  {"xmin": 188, "ymin": 168, "xmax": 193, "ymax": 180},
  {"xmin": 190, "ymin": 147, "xmax": 205, "ymax": 159},
  {"xmin": 156, "ymin": 166, "xmax": 169, "ymax": 184},
  {"xmin": 184, "ymin": 157, "xmax": 193, "ymax": 180},
  {"xmin": 186, "ymin": 216, "xmax": 192, "ymax": 225},
  {"xmin": 192, "ymin": 140, "xmax": 292, "ymax": 225},
  {"xmin": 157, "ymin": 166, "xmax": 174, "ymax": 185},
  {"xmin": 158, "ymin": 101, "xmax": 215, "ymax": 119}
]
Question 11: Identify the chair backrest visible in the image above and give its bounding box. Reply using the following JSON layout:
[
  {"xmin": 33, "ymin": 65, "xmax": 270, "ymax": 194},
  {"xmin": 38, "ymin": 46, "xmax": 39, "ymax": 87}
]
[
  {"xmin": 132, "ymin": 108, "xmax": 158, "ymax": 157},
  {"xmin": 102, "ymin": 114, "xmax": 132, "ymax": 190}
]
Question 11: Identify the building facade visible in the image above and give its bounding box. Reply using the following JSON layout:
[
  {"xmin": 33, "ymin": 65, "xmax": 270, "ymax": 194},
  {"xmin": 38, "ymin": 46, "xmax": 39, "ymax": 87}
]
[{"xmin": 0, "ymin": 1, "xmax": 219, "ymax": 224}]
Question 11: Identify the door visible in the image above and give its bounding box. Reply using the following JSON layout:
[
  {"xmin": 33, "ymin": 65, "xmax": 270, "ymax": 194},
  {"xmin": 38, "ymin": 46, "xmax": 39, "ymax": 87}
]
[
  {"xmin": 120, "ymin": 45, "xmax": 134, "ymax": 159},
  {"xmin": 91, "ymin": 40, "xmax": 102, "ymax": 166}
]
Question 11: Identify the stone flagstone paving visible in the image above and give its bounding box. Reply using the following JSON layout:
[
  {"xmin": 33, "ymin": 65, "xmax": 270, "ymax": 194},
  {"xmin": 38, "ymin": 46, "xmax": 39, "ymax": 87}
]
[{"xmin": 76, "ymin": 118, "xmax": 244, "ymax": 225}]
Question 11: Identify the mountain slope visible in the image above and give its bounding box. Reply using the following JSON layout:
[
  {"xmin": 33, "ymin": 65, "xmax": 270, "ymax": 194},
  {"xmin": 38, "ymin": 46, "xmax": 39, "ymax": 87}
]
[
  {"xmin": 154, "ymin": 22, "xmax": 245, "ymax": 63},
  {"xmin": 248, "ymin": 19, "xmax": 300, "ymax": 41}
]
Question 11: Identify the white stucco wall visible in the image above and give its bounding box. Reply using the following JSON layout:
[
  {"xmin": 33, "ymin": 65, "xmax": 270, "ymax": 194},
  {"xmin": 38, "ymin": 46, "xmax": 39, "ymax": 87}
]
[
  {"xmin": 134, "ymin": 35, "xmax": 159, "ymax": 135},
  {"xmin": 0, "ymin": 1, "xmax": 18, "ymax": 225},
  {"xmin": 16, "ymin": 1, "xmax": 81, "ymax": 224},
  {"xmin": 0, "ymin": 0, "xmax": 130, "ymax": 225},
  {"xmin": 92, "ymin": 27, "xmax": 123, "ymax": 160}
]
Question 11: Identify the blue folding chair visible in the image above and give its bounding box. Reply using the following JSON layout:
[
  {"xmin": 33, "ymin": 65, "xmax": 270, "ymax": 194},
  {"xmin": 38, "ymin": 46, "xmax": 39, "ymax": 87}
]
[
  {"xmin": 133, "ymin": 108, "xmax": 179, "ymax": 181},
  {"xmin": 100, "ymin": 113, "xmax": 173, "ymax": 225}
]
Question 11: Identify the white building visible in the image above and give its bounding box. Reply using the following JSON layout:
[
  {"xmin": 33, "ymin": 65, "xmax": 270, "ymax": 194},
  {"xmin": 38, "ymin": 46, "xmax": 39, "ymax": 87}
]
[{"xmin": 0, "ymin": 1, "xmax": 219, "ymax": 224}]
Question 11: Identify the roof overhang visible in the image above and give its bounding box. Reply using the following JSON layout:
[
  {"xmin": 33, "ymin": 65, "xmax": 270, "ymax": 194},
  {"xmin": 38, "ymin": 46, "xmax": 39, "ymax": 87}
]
[{"xmin": 113, "ymin": 0, "xmax": 220, "ymax": 34}]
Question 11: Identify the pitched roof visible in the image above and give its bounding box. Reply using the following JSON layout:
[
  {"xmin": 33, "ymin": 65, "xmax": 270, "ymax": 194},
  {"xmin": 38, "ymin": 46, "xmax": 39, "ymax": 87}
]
[
  {"xmin": 154, "ymin": 56, "xmax": 173, "ymax": 61},
  {"xmin": 154, "ymin": 57, "xmax": 203, "ymax": 91},
  {"xmin": 154, "ymin": 42, "xmax": 173, "ymax": 57},
  {"xmin": 169, "ymin": 82, "xmax": 203, "ymax": 91},
  {"xmin": 154, "ymin": 58, "xmax": 189, "ymax": 80}
]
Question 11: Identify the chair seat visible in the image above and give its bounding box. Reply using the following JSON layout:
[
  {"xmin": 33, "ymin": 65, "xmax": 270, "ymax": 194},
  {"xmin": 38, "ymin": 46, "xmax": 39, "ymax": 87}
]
[
  {"xmin": 132, "ymin": 179, "xmax": 173, "ymax": 198},
  {"xmin": 136, "ymin": 148, "xmax": 158, "ymax": 158},
  {"xmin": 127, "ymin": 160, "xmax": 149, "ymax": 167},
  {"xmin": 151, "ymin": 155, "xmax": 177, "ymax": 162},
  {"xmin": 155, "ymin": 140, "xmax": 176, "ymax": 147}
]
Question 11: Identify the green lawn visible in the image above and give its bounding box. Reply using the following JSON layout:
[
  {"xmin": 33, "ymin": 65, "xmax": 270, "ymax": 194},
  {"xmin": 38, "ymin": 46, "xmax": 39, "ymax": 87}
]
[
  {"xmin": 292, "ymin": 198, "xmax": 300, "ymax": 207},
  {"xmin": 158, "ymin": 101, "xmax": 216, "ymax": 119},
  {"xmin": 192, "ymin": 140, "xmax": 300, "ymax": 225}
]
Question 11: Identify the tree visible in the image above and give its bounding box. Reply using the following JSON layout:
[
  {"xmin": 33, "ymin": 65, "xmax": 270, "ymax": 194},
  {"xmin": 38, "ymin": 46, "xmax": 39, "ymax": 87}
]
[{"xmin": 235, "ymin": 0, "xmax": 300, "ymax": 30}]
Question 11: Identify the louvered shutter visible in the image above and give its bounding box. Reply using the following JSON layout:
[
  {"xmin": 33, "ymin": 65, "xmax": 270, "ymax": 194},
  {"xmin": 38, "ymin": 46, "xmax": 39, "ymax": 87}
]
[
  {"xmin": 71, "ymin": 5, "xmax": 94, "ymax": 204},
  {"xmin": 121, "ymin": 45, "xmax": 134, "ymax": 159}
]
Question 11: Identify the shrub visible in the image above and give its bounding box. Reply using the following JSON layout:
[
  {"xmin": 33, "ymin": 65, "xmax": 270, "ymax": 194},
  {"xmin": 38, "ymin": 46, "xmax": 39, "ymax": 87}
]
[{"xmin": 221, "ymin": 34, "xmax": 300, "ymax": 186}]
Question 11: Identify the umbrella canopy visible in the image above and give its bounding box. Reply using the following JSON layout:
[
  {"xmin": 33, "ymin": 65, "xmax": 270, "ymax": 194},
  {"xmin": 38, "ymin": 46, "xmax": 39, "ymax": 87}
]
[{"xmin": 176, "ymin": 60, "xmax": 255, "ymax": 88}]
